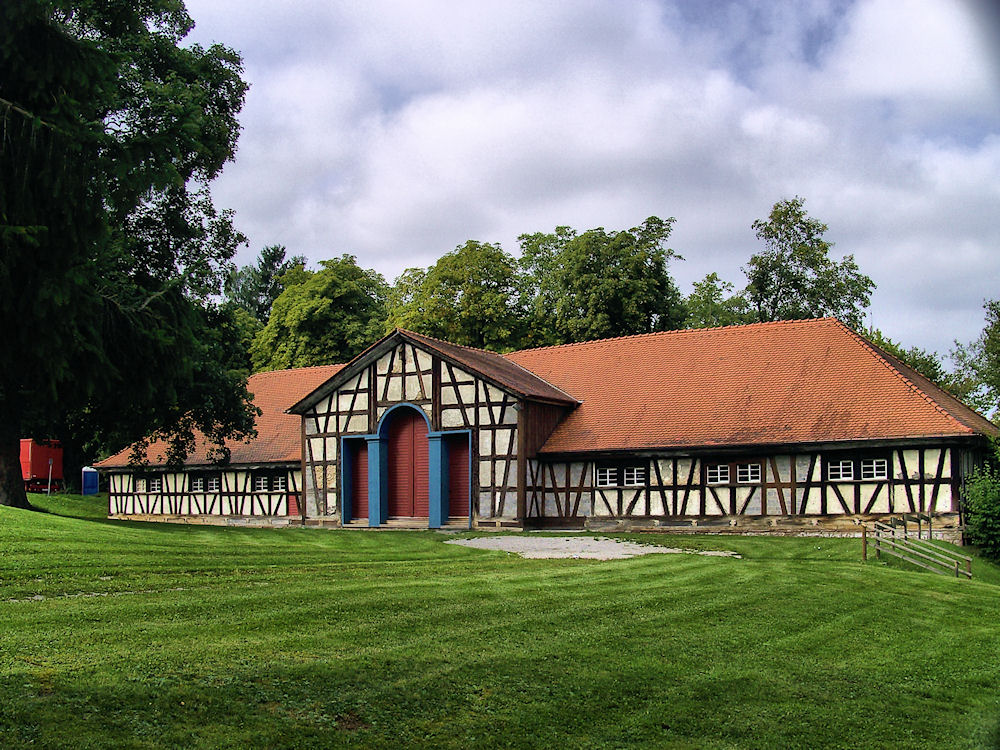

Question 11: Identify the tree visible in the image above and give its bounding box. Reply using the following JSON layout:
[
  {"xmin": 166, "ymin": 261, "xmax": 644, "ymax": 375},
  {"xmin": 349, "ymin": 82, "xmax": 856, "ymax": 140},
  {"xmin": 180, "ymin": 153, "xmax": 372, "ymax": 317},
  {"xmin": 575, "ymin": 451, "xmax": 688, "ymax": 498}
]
[
  {"xmin": 225, "ymin": 245, "xmax": 306, "ymax": 324},
  {"xmin": 0, "ymin": 2, "xmax": 255, "ymax": 508},
  {"xmin": 861, "ymin": 328, "xmax": 948, "ymax": 385},
  {"xmin": 950, "ymin": 299, "xmax": 1000, "ymax": 420},
  {"xmin": 963, "ymin": 439, "xmax": 1000, "ymax": 560},
  {"xmin": 386, "ymin": 241, "xmax": 526, "ymax": 351},
  {"xmin": 520, "ymin": 216, "xmax": 687, "ymax": 346},
  {"xmin": 744, "ymin": 198, "xmax": 875, "ymax": 329},
  {"xmin": 684, "ymin": 273, "xmax": 753, "ymax": 329},
  {"xmin": 250, "ymin": 255, "xmax": 388, "ymax": 371}
]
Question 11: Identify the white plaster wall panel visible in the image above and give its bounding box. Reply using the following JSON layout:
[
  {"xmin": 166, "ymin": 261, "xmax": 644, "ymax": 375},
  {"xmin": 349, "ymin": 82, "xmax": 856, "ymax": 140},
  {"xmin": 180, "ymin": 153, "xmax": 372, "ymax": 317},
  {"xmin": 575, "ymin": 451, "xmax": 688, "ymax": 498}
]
[
  {"xmin": 902, "ymin": 450, "xmax": 921, "ymax": 479},
  {"xmin": 502, "ymin": 406, "xmax": 518, "ymax": 425},
  {"xmin": 893, "ymin": 452, "xmax": 906, "ymax": 480},
  {"xmin": 549, "ymin": 463, "xmax": 566, "ymax": 486},
  {"xmin": 677, "ymin": 458, "xmax": 694, "ymax": 483},
  {"xmin": 541, "ymin": 494, "xmax": 557, "ymax": 516},
  {"xmin": 351, "ymin": 392, "xmax": 369, "ymax": 411},
  {"xmin": 795, "ymin": 455, "xmax": 813, "ymax": 481},
  {"xmin": 305, "ymin": 416, "xmax": 320, "ymax": 436},
  {"xmin": 775, "ymin": 456, "xmax": 791, "ymax": 483},
  {"xmin": 376, "ymin": 352, "xmax": 391, "ymax": 374},
  {"xmin": 735, "ymin": 486, "xmax": 752, "ymax": 512},
  {"xmin": 376, "ymin": 405, "xmax": 388, "ymax": 422},
  {"xmin": 441, "ymin": 409, "xmax": 464, "ymax": 428},
  {"xmin": 347, "ymin": 415, "xmax": 367, "ymax": 433},
  {"xmin": 386, "ymin": 377, "xmax": 403, "ymax": 401},
  {"xmin": 656, "ymin": 459, "xmax": 674, "ymax": 485},
  {"xmin": 400, "ymin": 375, "xmax": 416, "ymax": 399},
  {"xmin": 478, "ymin": 406, "xmax": 494, "ymax": 425},
  {"xmin": 479, "ymin": 460, "xmax": 493, "ymax": 486},
  {"xmin": 858, "ymin": 484, "xmax": 887, "ymax": 513},
  {"xmin": 923, "ymin": 448, "xmax": 942, "ymax": 478},
  {"xmin": 479, "ymin": 491, "xmax": 493, "ymax": 517},
  {"xmin": 458, "ymin": 384, "xmax": 476, "ymax": 404},
  {"xmin": 441, "ymin": 388, "xmax": 458, "ymax": 406},
  {"xmin": 308, "ymin": 438, "xmax": 324, "ymax": 461},
  {"xmin": 934, "ymin": 484, "xmax": 954, "ymax": 512},
  {"xmin": 478, "ymin": 429, "xmax": 493, "ymax": 456},
  {"xmin": 572, "ymin": 463, "xmax": 589, "ymax": 486},
  {"xmin": 648, "ymin": 493, "xmax": 664, "ymax": 516},
  {"xmin": 337, "ymin": 392, "xmax": 355, "ymax": 411},
  {"xmin": 743, "ymin": 491, "xmax": 762, "ymax": 515},
  {"xmin": 357, "ymin": 370, "xmax": 369, "ymax": 388},
  {"xmin": 323, "ymin": 437, "xmax": 338, "ymax": 459},
  {"xmin": 501, "ymin": 491, "xmax": 518, "ymax": 518},
  {"xmin": 319, "ymin": 396, "xmax": 334, "ymax": 415},
  {"xmin": 494, "ymin": 429, "xmax": 512, "ymax": 456},
  {"xmin": 940, "ymin": 449, "xmax": 952, "ymax": 479}
]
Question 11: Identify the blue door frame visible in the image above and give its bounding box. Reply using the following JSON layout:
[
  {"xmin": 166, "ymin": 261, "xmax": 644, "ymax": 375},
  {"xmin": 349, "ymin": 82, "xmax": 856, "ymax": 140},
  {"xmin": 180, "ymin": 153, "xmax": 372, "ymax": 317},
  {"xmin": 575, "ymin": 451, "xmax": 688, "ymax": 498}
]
[{"xmin": 341, "ymin": 403, "xmax": 471, "ymax": 529}]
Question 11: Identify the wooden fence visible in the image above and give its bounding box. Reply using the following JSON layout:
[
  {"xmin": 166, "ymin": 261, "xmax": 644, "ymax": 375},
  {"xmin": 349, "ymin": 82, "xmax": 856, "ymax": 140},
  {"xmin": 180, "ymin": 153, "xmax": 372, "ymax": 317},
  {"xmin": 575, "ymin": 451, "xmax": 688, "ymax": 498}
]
[{"xmin": 863, "ymin": 517, "xmax": 972, "ymax": 579}]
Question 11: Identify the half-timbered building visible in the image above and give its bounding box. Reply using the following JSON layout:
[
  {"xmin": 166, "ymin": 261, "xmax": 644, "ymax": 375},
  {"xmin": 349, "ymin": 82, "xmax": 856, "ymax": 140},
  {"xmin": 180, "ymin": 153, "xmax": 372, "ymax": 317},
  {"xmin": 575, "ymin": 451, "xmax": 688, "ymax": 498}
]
[
  {"xmin": 97, "ymin": 365, "xmax": 342, "ymax": 522},
  {"xmin": 98, "ymin": 319, "xmax": 997, "ymax": 535}
]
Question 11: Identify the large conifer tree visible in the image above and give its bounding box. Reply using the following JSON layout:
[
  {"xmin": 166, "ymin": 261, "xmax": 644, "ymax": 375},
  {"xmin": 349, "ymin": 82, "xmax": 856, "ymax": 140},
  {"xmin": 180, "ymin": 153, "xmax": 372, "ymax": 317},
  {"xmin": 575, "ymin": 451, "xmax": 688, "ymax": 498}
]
[{"xmin": 0, "ymin": 2, "xmax": 256, "ymax": 507}]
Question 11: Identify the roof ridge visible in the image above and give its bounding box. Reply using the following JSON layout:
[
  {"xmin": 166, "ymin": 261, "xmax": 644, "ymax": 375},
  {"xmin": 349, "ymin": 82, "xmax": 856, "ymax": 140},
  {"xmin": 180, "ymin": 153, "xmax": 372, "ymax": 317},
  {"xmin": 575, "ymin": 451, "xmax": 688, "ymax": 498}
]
[
  {"xmin": 398, "ymin": 328, "xmax": 510, "ymax": 361},
  {"xmin": 509, "ymin": 318, "xmax": 839, "ymax": 355},
  {"xmin": 837, "ymin": 320, "xmax": 973, "ymax": 434}
]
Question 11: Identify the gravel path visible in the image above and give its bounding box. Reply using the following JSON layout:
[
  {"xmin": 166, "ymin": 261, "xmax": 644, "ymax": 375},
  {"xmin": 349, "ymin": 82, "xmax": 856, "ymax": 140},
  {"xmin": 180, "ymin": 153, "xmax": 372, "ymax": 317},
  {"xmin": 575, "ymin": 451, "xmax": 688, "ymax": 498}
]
[{"xmin": 445, "ymin": 536, "xmax": 740, "ymax": 560}]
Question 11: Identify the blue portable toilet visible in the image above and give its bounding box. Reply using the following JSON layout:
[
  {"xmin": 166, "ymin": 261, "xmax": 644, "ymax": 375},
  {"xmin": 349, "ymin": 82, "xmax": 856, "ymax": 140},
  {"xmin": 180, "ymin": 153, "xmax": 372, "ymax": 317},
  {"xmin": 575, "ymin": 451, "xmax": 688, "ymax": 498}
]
[{"xmin": 81, "ymin": 466, "xmax": 99, "ymax": 495}]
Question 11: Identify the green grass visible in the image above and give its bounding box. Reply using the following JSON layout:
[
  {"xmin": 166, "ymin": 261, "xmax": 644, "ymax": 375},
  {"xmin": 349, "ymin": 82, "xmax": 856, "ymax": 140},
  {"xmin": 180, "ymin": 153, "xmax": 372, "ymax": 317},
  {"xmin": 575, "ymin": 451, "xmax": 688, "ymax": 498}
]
[{"xmin": 2, "ymin": 494, "xmax": 1000, "ymax": 749}]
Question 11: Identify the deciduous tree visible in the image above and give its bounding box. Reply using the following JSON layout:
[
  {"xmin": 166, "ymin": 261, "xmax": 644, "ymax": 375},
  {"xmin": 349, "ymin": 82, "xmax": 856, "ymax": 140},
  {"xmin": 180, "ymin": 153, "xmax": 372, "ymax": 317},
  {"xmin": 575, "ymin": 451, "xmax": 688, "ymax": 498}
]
[
  {"xmin": 744, "ymin": 198, "xmax": 875, "ymax": 329},
  {"xmin": 250, "ymin": 256, "xmax": 388, "ymax": 371},
  {"xmin": 386, "ymin": 241, "xmax": 526, "ymax": 351},
  {"xmin": 520, "ymin": 216, "xmax": 686, "ymax": 346},
  {"xmin": 684, "ymin": 273, "xmax": 753, "ymax": 329},
  {"xmin": 950, "ymin": 299, "xmax": 1000, "ymax": 420},
  {"xmin": 0, "ymin": 2, "xmax": 255, "ymax": 507}
]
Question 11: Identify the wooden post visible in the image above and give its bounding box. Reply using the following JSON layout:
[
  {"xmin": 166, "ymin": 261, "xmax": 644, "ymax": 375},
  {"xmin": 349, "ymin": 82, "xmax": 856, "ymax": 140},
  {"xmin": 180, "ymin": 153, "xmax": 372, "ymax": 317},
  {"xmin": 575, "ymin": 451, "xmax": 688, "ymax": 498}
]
[
  {"xmin": 966, "ymin": 558, "xmax": 972, "ymax": 577},
  {"xmin": 875, "ymin": 531, "xmax": 881, "ymax": 561},
  {"xmin": 862, "ymin": 525, "xmax": 868, "ymax": 561},
  {"xmin": 955, "ymin": 560, "xmax": 960, "ymax": 578}
]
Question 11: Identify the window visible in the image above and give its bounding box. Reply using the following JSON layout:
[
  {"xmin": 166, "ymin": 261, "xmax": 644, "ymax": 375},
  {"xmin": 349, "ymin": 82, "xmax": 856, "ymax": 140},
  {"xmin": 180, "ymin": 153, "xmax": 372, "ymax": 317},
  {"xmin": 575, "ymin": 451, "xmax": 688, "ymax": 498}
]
[
  {"xmin": 827, "ymin": 459, "xmax": 854, "ymax": 481},
  {"xmin": 622, "ymin": 466, "xmax": 646, "ymax": 486},
  {"xmin": 253, "ymin": 474, "xmax": 268, "ymax": 492},
  {"xmin": 207, "ymin": 476, "xmax": 220, "ymax": 492},
  {"xmin": 736, "ymin": 463, "xmax": 762, "ymax": 483},
  {"xmin": 135, "ymin": 477, "xmax": 146, "ymax": 493},
  {"xmin": 596, "ymin": 467, "xmax": 616, "ymax": 487},
  {"xmin": 706, "ymin": 464, "xmax": 730, "ymax": 484},
  {"xmin": 273, "ymin": 475, "xmax": 287, "ymax": 491},
  {"xmin": 861, "ymin": 458, "xmax": 888, "ymax": 480},
  {"xmin": 190, "ymin": 476, "xmax": 205, "ymax": 492},
  {"xmin": 148, "ymin": 477, "xmax": 162, "ymax": 493}
]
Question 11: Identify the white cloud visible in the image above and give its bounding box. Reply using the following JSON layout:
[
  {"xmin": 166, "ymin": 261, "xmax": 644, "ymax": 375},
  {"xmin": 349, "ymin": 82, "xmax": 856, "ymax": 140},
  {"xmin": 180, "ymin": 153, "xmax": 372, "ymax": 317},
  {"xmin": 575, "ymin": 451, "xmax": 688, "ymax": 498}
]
[{"xmin": 185, "ymin": 0, "xmax": 1000, "ymax": 358}]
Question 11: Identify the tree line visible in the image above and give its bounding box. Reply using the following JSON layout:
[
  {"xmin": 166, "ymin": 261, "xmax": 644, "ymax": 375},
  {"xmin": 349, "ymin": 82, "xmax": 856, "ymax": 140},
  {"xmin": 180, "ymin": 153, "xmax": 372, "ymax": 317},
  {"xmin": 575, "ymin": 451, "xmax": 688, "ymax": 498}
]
[{"xmin": 234, "ymin": 198, "xmax": 872, "ymax": 365}]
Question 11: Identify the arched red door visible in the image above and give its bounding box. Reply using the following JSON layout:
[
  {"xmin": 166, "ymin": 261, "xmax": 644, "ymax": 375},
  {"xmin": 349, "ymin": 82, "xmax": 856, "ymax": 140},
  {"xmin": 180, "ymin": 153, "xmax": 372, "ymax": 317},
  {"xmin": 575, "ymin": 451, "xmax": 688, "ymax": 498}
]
[{"xmin": 387, "ymin": 409, "xmax": 429, "ymax": 518}]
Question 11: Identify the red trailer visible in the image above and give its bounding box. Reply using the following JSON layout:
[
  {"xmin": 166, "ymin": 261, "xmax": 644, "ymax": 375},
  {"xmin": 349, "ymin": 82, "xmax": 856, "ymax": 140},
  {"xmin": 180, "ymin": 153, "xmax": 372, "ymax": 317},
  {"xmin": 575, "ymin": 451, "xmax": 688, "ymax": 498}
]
[{"xmin": 20, "ymin": 439, "xmax": 64, "ymax": 493}]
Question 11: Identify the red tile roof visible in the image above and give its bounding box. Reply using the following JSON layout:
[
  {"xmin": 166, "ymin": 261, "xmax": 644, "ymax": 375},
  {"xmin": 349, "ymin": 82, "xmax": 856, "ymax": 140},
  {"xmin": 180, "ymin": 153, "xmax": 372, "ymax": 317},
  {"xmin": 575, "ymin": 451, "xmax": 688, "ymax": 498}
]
[
  {"xmin": 95, "ymin": 364, "xmax": 343, "ymax": 469},
  {"xmin": 505, "ymin": 318, "xmax": 997, "ymax": 454}
]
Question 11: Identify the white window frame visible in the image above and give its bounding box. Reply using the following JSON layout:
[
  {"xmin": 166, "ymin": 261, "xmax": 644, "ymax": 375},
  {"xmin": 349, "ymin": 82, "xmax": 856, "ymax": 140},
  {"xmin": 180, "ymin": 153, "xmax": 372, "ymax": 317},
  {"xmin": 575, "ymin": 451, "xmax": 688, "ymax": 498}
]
[
  {"xmin": 706, "ymin": 464, "xmax": 730, "ymax": 484},
  {"xmin": 148, "ymin": 477, "xmax": 162, "ymax": 493},
  {"xmin": 253, "ymin": 474, "xmax": 269, "ymax": 492},
  {"xmin": 207, "ymin": 476, "xmax": 220, "ymax": 492},
  {"xmin": 827, "ymin": 459, "xmax": 855, "ymax": 481},
  {"xmin": 273, "ymin": 475, "xmax": 287, "ymax": 492},
  {"xmin": 622, "ymin": 466, "xmax": 645, "ymax": 487},
  {"xmin": 861, "ymin": 458, "xmax": 888, "ymax": 481},
  {"xmin": 595, "ymin": 467, "xmax": 617, "ymax": 487},
  {"xmin": 190, "ymin": 476, "xmax": 205, "ymax": 492},
  {"xmin": 736, "ymin": 463, "xmax": 762, "ymax": 484},
  {"xmin": 135, "ymin": 477, "xmax": 146, "ymax": 493}
]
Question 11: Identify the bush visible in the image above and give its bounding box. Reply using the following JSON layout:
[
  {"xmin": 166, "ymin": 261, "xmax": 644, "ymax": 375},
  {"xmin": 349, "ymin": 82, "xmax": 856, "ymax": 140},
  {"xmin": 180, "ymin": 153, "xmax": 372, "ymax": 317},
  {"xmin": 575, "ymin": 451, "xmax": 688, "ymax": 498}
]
[{"xmin": 964, "ymin": 442, "xmax": 1000, "ymax": 561}]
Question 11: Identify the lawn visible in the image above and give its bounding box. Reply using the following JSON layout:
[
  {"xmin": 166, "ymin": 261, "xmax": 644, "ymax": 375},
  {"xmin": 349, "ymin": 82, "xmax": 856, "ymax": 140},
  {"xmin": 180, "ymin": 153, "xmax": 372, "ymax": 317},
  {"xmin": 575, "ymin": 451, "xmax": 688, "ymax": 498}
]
[{"xmin": 2, "ymin": 494, "xmax": 999, "ymax": 749}]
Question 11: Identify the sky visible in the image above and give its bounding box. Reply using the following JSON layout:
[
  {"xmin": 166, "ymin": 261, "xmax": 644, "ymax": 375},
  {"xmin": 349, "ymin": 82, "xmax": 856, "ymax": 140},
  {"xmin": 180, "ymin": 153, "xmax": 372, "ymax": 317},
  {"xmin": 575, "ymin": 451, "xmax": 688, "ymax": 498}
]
[{"xmin": 182, "ymin": 0, "xmax": 1000, "ymax": 357}]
